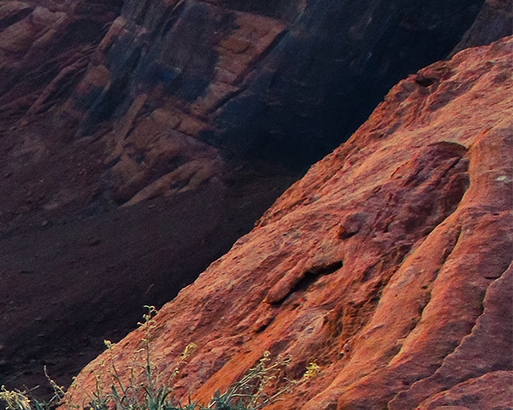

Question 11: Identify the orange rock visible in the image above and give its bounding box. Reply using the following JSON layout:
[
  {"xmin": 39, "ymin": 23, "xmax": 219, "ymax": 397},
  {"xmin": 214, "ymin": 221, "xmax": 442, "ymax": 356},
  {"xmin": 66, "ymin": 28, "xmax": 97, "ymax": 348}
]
[{"xmin": 64, "ymin": 36, "xmax": 513, "ymax": 410}]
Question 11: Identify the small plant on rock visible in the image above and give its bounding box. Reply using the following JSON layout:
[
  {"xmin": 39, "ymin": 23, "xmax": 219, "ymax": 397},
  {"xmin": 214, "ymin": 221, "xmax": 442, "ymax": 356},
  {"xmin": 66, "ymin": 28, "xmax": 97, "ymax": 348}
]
[
  {"xmin": 1, "ymin": 306, "xmax": 319, "ymax": 410},
  {"xmin": 0, "ymin": 367, "xmax": 65, "ymax": 410}
]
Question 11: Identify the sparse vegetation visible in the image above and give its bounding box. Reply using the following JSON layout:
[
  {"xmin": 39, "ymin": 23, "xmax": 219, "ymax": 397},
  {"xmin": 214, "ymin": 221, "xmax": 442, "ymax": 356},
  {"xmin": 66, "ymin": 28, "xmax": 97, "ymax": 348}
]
[
  {"xmin": 0, "ymin": 367, "xmax": 65, "ymax": 410},
  {"xmin": 1, "ymin": 307, "xmax": 319, "ymax": 410}
]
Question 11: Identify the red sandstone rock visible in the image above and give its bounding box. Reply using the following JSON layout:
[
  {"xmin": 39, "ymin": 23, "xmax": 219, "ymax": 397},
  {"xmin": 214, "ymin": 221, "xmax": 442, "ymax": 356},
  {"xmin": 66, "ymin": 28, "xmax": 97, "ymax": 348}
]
[
  {"xmin": 64, "ymin": 36, "xmax": 513, "ymax": 410},
  {"xmin": 1, "ymin": 0, "xmax": 511, "ymax": 402}
]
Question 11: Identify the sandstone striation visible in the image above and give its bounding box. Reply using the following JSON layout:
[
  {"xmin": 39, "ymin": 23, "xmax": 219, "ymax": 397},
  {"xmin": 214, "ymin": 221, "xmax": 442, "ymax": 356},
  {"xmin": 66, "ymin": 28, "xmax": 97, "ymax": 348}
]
[
  {"xmin": 66, "ymin": 36, "xmax": 513, "ymax": 409},
  {"xmin": 0, "ymin": 0, "xmax": 511, "ymax": 400}
]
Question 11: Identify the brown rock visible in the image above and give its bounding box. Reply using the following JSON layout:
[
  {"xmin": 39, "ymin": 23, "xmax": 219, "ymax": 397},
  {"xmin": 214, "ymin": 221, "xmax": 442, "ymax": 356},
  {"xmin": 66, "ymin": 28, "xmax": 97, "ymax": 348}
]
[
  {"xmin": 0, "ymin": 2, "xmax": 34, "ymax": 30},
  {"xmin": 417, "ymin": 371, "xmax": 513, "ymax": 410},
  {"xmin": 64, "ymin": 36, "xmax": 513, "ymax": 410},
  {"xmin": 0, "ymin": 0, "xmax": 494, "ymax": 210},
  {"xmin": 0, "ymin": 7, "xmax": 65, "ymax": 57}
]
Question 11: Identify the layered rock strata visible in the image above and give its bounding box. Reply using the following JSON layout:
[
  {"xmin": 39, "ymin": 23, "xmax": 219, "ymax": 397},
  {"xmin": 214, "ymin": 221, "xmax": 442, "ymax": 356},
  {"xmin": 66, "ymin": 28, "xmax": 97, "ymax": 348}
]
[
  {"xmin": 66, "ymin": 36, "xmax": 513, "ymax": 409},
  {"xmin": 1, "ymin": 0, "xmax": 491, "ymax": 207},
  {"xmin": 66, "ymin": 0, "xmax": 489, "ymax": 183}
]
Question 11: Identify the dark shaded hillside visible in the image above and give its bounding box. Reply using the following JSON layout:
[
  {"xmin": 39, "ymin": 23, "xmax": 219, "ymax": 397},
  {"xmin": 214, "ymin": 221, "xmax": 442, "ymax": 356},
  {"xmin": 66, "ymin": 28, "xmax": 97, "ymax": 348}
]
[{"xmin": 0, "ymin": 165, "xmax": 296, "ymax": 397}]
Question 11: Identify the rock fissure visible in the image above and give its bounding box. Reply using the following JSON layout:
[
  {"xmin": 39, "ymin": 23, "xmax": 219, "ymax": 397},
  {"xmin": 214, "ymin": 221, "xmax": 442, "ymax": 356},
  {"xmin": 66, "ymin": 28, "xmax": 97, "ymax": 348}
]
[
  {"xmin": 387, "ymin": 231, "xmax": 490, "ymax": 403},
  {"xmin": 391, "ymin": 297, "xmax": 484, "ymax": 406},
  {"xmin": 278, "ymin": 260, "xmax": 345, "ymax": 302}
]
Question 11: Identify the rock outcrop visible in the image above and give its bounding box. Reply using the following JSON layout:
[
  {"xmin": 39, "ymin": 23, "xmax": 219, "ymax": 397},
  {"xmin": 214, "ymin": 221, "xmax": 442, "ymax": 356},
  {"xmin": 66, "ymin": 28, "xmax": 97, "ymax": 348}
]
[
  {"xmin": 65, "ymin": 0, "xmax": 489, "ymax": 193},
  {"xmin": 66, "ymin": 36, "xmax": 513, "ymax": 409},
  {"xmin": 451, "ymin": 0, "xmax": 513, "ymax": 55},
  {"xmin": 1, "ymin": 0, "xmax": 511, "ymax": 400},
  {"xmin": 0, "ymin": 1, "xmax": 120, "ymax": 117},
  {"xmin": 1, "ymin": 0, "xmax": 492, "ymax": 207},
  {"xmin": 1, "ymin": 0, "xmax": 509, "ymax": 210}
]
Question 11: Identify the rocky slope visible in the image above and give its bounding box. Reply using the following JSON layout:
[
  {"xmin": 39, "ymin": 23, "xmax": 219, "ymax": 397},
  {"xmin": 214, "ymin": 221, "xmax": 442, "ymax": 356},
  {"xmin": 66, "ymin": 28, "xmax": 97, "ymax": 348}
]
[
  {"xmin": 66, "ymin": 36, "xmax": 513, "ymax": 409},
  {"xmin": 1, "ymin": 0, "xmax": 489, "ymax": 207},
  {"xmin": 0, "ymin": 0, "xmax": 510, "ymax": 399}
]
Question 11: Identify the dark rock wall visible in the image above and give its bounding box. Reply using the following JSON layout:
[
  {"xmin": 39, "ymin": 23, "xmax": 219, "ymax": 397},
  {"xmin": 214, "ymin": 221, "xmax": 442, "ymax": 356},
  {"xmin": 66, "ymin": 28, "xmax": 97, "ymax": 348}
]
[
  {"xmin": 69, "ymin": 0, "xmax": 486, "ymax": 171},
  {"xmin": 211, "ymin": 0, "xmax": 487, "ymax": 170},
  {"xmin": 451, "ymin": 0, "xmax": 513, "ymax": 55},
  {"xmin": 0, "ymin": 0, "xmax": 496, "ymax": 200}
]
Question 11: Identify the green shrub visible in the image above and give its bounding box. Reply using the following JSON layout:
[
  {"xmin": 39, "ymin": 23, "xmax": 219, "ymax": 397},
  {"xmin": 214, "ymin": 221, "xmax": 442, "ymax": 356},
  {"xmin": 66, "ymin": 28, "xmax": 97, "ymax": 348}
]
[{"xmin": 1, "ymin": 306, "xmax": 319, "ymax": 410}]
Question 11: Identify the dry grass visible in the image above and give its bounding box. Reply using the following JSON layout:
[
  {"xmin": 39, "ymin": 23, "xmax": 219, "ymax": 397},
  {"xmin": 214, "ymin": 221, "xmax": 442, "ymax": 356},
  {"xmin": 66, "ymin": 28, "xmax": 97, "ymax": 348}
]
[{"xmin": 1, "ymin": 307, "xmax": 319, "ymax": 410}]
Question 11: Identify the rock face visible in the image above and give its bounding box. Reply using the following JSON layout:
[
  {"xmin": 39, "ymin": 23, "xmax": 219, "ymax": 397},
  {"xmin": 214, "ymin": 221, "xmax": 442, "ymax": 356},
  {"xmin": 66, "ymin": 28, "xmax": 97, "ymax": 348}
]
[
  {"xmin": 451, "ymin": 0, "xmax": 513, "ymax": 55},
  {"xmin": 66, "ymin": 36, "xmax": 513, "ymax": 409},
  {"xmin": 65, "ymin": 0, "xmax": 489, "ymax": 182},
  {"xmin": 0, "ymin": 1, "xmax": 120, "ymax": 116},
  {"xmin": 0, "ymin": 0, "xmax": 510, "ymax": 400},
  {"xmin": 2, "ymin": 0, "xmax": 492, "ymax": 201},
  {"xmin": 0, "ymin": 0, "xmax": 508, "ymax": 210}
]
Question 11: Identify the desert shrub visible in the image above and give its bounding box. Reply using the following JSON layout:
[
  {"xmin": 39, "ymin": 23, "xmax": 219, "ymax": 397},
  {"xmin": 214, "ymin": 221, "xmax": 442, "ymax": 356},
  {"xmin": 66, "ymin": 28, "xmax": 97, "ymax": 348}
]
[
  {"xmin": 0, "ymin": 367, "xmax": 65, "ymax": 410},
  {"xmin": 1, "ymin": 306, "xmax": 319, "ymax": 410}
]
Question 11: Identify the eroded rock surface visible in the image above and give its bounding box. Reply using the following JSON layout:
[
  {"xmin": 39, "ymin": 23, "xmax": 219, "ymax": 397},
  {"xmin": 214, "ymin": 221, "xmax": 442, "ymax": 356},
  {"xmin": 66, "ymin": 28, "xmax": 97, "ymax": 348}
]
[
  {"xmin": 66, "ymin": 36, "xmax": 513, "ymax": 409},
  {"xmin": 0, "ymin": 0, "xmax": 508, "ymax": 211},
  {"xmin": 0, "ymin": 0, "xmax": 510, "ymax": 400},
  {"xmin": 1, "ymin": 0, "xmax": 492, "ymax": 207},
  {"xmin": 65, "ymin": 0, "xmax": 489, "ymax": 180}
]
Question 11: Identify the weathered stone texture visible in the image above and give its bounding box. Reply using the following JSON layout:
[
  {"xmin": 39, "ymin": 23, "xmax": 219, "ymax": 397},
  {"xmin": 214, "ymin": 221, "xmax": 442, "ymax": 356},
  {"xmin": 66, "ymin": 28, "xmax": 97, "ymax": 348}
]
[
  {"xmin": 1, "ymin": 0, "xmax": 511, "ymax": 401},
  {"xmin": 0, "ymin": 0, "xmax": 497, "ymax": 207},
  {"xmin": 65, "ymin": 35, "xmax": 513, "ymax": 410}
]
